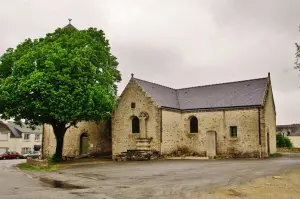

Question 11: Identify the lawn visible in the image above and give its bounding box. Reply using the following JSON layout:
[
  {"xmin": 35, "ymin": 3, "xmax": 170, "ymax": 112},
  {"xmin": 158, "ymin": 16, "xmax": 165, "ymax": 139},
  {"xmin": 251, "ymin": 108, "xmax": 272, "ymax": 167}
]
[{"xmin": 17, "ymin": 163, "xmax": 65, "ymax": 171}]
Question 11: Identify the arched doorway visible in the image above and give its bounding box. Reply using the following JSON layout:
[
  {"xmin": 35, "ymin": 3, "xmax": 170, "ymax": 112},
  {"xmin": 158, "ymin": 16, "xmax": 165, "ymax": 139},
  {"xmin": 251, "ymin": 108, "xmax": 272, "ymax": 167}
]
[{"xmin": 80, "ymin": 133, "xmax": 89, "ymax": 155}]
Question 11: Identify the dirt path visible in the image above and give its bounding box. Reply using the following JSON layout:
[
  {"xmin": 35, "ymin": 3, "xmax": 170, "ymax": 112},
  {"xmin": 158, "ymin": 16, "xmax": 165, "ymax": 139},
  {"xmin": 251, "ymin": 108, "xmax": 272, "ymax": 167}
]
[{"xmin": 195, "ymin": 169, "xmax": 300, "ymax": 199}]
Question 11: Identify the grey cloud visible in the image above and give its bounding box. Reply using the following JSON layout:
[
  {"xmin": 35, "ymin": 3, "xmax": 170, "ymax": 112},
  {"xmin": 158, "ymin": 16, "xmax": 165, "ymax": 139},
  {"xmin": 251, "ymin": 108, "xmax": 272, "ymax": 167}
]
[{"xmin": 0, "ymin": 0, "xmax": 299, "ymax": 124}]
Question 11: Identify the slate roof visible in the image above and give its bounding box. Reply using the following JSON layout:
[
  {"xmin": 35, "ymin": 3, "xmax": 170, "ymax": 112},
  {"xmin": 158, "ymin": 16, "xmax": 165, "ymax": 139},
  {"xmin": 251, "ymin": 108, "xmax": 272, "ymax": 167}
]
[
  {"xmin": 7, "ymin": 121, "xmax": 42, "ymax": 134},
  {"xmin": 276, "ymin": 124, "xmax": 300, "ymax": 136},
  {"xmin": 0, "ymin": 121, "xmax": 43, "ymax": 138},
  {"xmin": 63, "ymin": 22, "xmax": 77, "ymax": 30},
  {"xmin": 134, "ymin": 77, "xmax": 268, "ymax": 110}
]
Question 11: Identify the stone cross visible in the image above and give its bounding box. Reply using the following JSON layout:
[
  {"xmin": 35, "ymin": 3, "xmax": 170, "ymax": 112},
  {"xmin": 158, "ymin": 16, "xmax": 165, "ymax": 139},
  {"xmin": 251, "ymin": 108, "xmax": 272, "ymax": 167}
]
[{"xmin": 139, "ymin": 112, "xmax": 149, "ymax": 138}]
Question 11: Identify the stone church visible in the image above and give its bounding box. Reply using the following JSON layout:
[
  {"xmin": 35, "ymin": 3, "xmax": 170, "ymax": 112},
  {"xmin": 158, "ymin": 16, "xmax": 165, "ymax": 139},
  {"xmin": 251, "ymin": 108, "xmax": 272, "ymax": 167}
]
[{"xmin": 43, "ymin": 73, "xmax": 276, "ymax": 159}]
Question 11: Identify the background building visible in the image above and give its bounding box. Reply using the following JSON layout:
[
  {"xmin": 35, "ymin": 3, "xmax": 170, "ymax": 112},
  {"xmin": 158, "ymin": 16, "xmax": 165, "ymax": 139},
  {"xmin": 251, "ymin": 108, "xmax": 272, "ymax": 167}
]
[{"xmin": 0, "ymin": 120, "xmax": 42, "ymax": 154}]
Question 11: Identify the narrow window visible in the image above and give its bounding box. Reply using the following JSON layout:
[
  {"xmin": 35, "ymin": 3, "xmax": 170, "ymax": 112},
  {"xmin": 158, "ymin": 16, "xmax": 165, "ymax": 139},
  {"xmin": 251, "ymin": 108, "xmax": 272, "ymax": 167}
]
[
  {"xmin": 230, "ymin": 126, "xmax": 238, "ymax": 138},
  {"xmin": 131, "ymin": 102, "xmax": 136, "ymax": 108},
  {"xmin": 190, "ymin": 116, "xmax": 198, "ymax": 133},
  {"xmin": 132, "ymin": 116, "xmax": 140, "ymax": 133}
]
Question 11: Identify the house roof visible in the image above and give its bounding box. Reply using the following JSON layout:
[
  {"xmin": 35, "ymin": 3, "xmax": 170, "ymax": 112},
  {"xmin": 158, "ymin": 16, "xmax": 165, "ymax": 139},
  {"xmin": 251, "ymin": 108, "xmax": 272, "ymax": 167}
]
[
  {"xmin": 6, "ymin": 121, "xmax": 42, "ymax": 134},
  {"xmin": 276, "ymin": 124, "xmax": 300, "ymax": 136},
  {"xmin": 134, "ymin": 76, "xmax": 268, "ymax": 110}
]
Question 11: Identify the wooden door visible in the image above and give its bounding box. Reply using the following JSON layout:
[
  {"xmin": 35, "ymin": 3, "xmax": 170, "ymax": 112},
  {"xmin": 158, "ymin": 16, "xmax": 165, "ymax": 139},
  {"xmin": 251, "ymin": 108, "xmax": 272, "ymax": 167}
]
[{"xmin": 80, "ymin": 133, "xmax": 88, "ymax": 155}]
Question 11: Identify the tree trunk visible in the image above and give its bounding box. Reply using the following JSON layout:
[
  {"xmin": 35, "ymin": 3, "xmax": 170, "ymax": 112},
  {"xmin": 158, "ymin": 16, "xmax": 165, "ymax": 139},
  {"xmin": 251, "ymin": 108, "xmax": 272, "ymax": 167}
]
[{"xmin": 52, "ymin": 123, "xmax": 67, "ymax": 161}]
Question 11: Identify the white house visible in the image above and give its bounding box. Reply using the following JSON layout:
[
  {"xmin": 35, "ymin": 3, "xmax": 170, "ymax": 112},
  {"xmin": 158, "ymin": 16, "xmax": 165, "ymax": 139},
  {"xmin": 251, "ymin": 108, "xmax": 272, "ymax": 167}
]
[{"xmin": 0, "ymin": 121, "xmax": 43, "ymax": 154}]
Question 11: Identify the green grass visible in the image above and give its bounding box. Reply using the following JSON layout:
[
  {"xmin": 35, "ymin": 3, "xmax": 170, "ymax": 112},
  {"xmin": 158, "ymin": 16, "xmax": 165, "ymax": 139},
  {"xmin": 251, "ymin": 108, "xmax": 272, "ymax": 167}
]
[{"xmin": 17, "ymin": 163, "xmax": 64, "ymax": 171}]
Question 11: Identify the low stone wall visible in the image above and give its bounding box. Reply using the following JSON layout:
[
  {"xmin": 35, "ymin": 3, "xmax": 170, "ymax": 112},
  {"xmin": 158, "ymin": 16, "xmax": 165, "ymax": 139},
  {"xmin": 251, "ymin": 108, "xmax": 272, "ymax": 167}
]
[
  {"xmin": 167, "ymin": 147, "xmax": 207, "ymax": 158},
  {"xmin": 114, "ymin": 150, "xmax": 160, "ymax": 161},
  {"xmin": 26, "ymin": 158, "xmax": 49, "ymax": 167}
]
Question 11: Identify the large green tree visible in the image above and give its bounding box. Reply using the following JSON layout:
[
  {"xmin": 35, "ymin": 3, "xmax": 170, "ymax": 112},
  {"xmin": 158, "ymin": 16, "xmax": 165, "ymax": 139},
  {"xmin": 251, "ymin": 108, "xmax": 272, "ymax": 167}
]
[{"xmin": 0, "ymin": 26, "xmax": 121, "ymax": 160}]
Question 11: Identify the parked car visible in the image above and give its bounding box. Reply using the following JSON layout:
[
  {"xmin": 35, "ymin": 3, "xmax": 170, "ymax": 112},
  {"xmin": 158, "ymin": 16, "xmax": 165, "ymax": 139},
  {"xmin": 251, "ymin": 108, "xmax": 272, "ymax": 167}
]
[
  {"xmin": 21, "ymin": 151, "xmax": 41, "ymax": 159},
  {"xmin": 0, "ymin": 151, "xmax": 22, "ymax": 160}
]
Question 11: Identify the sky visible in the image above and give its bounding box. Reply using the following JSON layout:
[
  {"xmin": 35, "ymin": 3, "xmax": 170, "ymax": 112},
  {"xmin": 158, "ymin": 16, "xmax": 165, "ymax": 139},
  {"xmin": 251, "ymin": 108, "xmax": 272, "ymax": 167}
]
[{"xmin": 0, "ymin": 0, "xmax": 300, "ymax": 125}]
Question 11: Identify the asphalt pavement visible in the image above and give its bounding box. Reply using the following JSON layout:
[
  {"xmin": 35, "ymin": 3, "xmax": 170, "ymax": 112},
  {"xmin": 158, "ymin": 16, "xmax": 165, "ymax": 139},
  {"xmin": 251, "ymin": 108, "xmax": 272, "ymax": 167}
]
[{"xmin": 1, "ymin": 156, "xmax": 300, "ymax": 199}]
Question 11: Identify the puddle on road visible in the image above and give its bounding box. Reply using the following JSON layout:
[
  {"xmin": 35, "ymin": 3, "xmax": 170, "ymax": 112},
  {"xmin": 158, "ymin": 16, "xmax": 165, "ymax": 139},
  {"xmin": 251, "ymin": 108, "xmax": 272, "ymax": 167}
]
[
  {"xmin": 40, "ymin": 177, "xmax": 87, "ymax": 190},
  {"xmin": 74, "ymin": 173, "xmax": 108, "ymax": 180}
]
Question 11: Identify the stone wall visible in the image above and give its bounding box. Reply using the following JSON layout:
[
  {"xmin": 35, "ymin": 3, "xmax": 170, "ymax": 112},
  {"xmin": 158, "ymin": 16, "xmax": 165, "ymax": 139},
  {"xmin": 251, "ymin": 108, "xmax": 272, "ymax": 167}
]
[
  {"xmin": 112, "ymin": 79, "xmax": 161, "ymax": 158},
  {"xmin": 161, "ymin": 108, "xmax": 261, "ymax": 158},
  {"xmin": 42, "ymin": 121, "xmax": 111, "ymax": 158},
  {"xmin": 161, "ymin": 109, "xmax": 182, "ymax": 154},
  {"xmin": 27, "ymin": 158, "xmax": 49, "ymax": 168},
  {"xmin": 263, "ymin": 81, "xmax": 277, "ymax": 155},
  {"xmin": 112, "ymin": 77, "xmax": 276, "ymax": 159}
]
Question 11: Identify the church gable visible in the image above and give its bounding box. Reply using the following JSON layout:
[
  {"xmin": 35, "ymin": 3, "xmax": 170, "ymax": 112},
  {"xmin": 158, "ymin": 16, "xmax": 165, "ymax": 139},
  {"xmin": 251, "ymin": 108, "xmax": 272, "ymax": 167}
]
[
  {"xmin": 116, "ymin": 78, "xmax": 160, "ymax": 111},
  {"xmin": 112, "ymin": 77, "xmax": 161, "ymax": 156}
]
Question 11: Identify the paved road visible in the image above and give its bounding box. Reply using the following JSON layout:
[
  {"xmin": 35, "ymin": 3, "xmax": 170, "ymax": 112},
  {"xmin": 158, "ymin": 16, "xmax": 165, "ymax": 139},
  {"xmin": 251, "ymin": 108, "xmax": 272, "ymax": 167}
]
[
  {"xmin": 57, "ymin": 157, "xmax": 300, "ymax": 199},
  {"xmin": 0, "ymin": 159, "xmax": 102, "ymax": 199},
  {"xmin": 1, "ymin": 157, "xmax": 300, "ymax": 199}
]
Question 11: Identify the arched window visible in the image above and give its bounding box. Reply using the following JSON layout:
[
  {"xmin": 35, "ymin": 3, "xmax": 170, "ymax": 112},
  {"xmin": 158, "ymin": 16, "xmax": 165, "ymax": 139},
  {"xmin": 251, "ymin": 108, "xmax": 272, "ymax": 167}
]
[
  {"xmin": 190, "ymin": 116, "xmax": 198, "ymax": 133},
  {"xmin": 132, "ymin": 116, "xmax": 140, "ymax": 133}
]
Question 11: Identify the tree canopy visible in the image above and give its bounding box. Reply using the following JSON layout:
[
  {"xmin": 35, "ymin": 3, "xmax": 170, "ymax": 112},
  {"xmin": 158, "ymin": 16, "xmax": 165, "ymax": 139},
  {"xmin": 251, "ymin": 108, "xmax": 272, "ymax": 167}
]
[{"xmin": 0, "ymin": 26, "xmax": 121, "ymax": 160}]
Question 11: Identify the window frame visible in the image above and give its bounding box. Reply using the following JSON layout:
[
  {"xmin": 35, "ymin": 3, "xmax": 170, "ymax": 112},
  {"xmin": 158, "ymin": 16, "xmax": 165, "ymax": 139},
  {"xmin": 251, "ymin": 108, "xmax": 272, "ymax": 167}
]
[
  {"xmin": 230, "ymin": 126, "xmax": 238, "ymax": 138},
  {"xmin": 22, "ymin": 147, "xmax": 32, "ymax": 154},
  {"xmin": 35, "ymin": 134, "xmax": 40, "ymax": 141},
  {"xmin": 24, "ymin": 133, "xmax": 30, "ymax": 140},
  {"xmin": 189, "ymin": 116, "xmax": 198, "ymax": 133}
]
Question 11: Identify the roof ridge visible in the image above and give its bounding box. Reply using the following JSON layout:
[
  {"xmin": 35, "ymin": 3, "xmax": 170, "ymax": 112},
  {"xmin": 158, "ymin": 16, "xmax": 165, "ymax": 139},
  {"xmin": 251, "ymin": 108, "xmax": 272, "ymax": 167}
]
[
  {"xmin": 134, "ymin": 76, "xmax": 267, "ymax": 91},
  {"xmin": 133, "ymin": 78, "xmax": 176, "ymax": 90},
  {"xmin": 176, "ymin": 77, "xmax": 268, "ymax": 91}
]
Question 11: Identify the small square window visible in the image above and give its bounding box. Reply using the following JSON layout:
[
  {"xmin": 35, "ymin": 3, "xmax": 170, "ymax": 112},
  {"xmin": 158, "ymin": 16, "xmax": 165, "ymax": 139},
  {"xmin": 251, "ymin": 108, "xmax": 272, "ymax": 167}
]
[
  {"xmin": 230, "ymin": 126, "xmax": 237, "ymax": 138},
  {"xmin": 131, "ymin": 102, "xmax": 136, "ymax": 108},
  {"xmin": 24, "ymin": 134, "xmax": 30, "ymax": 140}
]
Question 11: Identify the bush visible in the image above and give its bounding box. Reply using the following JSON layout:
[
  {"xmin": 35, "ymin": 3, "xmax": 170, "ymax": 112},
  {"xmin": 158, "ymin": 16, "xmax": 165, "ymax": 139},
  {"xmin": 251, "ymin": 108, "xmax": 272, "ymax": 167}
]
[
  {"xmin": 276, "ymin": 134, "xmax": 293, "ymax": 148},
  {"xmin": 284, "ymin": 137, "xmax": 293, "ymax": 148}
]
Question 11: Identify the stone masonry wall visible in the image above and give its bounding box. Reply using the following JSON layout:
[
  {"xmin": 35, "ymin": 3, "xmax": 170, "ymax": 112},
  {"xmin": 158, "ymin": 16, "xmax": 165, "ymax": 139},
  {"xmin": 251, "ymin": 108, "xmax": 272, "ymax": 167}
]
[
  {"xmin": 112, "ymin": 79, "xmax": 161, "ymax": 158},
  {"xmin": 263, "ymin": 82, "xmax": 276, "ymax": 155},
  {"xmin": 161, "ymin": 109, "xmax": 182, "ymax": 154},
  {"xmin": 161, "ymin": 108, "xmax": 261, "ymax": 158},
  {"xmin": 42, "ymin": 121, "xmax": 111, "ymax": 158}
]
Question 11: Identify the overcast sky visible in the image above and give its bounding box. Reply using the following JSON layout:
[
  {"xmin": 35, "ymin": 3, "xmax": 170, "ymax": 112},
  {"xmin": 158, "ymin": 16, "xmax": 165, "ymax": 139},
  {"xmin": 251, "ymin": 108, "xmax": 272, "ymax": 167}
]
[{"xmin": 1, "ymin": 0, "xmax": 300, "ymax": 124}]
